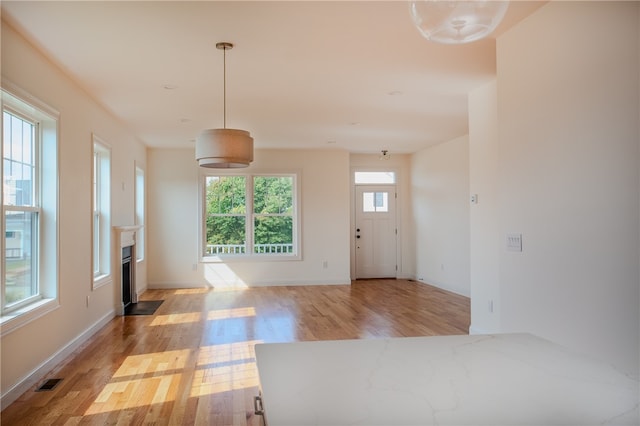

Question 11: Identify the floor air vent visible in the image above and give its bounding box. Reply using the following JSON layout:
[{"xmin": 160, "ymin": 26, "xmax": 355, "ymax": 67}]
[{"xmin": 36, "ymin": 378, "xmax": 62, "ymax": 392}]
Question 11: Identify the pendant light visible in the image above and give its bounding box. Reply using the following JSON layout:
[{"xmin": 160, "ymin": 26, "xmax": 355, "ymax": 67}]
[
  {"xmin": 409, "ymin": 1, "xmax": 509, "ymax": 44},
  {"xmin": 196, "ymin": 42, "xmax": 254, "ymax": 168}
]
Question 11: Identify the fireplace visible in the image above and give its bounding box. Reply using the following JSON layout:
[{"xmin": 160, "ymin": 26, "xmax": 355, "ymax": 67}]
[
  {"xmin": 122, "ymin": 245, "xmax": 133, "ymax": 308},
  {"xmin": 113, "ymin": 225, "xmax": 141, "ymax": 315}
]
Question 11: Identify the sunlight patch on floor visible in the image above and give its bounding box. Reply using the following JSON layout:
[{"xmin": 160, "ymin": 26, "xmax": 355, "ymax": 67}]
[
  {"xmin": 190, "ymin": 340, "xmax": 262, "ymax": 397},
  {"xmin": 85, "ymin": 372, "xmax": 182, "ymax": 415},
  {"xmin": 112, "ymin": 349, "xmax": 191, "ymax": 378},
  {"xmin": 174, "ymin": 288, "xmax": 210, "ymax": 295},
  {"xmin": 151, "ymin": 311, "xmax": 204, "ymax": 326},
  {"xmin": 207, "ymin": 306, "xmax": 256, "ymax": 321}
]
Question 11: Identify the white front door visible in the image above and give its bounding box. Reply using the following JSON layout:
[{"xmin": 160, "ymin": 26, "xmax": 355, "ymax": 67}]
[{"xmin": 355, "ymin": 185, "xmax": 397, "ymax": 279}]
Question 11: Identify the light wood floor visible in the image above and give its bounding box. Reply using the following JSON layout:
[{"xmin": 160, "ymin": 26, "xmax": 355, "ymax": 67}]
[{"xmin": 1, "ymin": 279, "xmax": 470, "ymax": 426}]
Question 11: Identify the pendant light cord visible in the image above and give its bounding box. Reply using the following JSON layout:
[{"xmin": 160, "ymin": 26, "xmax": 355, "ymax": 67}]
[
  {"xmin": 215, "ymin": 41, "xmax": 233, "ymax": 129},
  {"xmin": 223, "ymin": 46, "xmax": 227, "ymax": 129}
]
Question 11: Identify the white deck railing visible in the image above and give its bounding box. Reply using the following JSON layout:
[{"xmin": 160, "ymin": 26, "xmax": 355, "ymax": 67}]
[{"xmin": 206, "ymin": 243, "xmax": 293, "ymax": 255}]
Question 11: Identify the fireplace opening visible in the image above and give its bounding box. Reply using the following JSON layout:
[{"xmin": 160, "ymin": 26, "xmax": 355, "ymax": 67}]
[{"xmin": 122, "ymin": 245, "xmax": 133, "ymax": 308}]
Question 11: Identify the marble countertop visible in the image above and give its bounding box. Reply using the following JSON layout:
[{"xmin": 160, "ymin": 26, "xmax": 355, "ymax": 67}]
[{"xmin": 255, "ymin": 333, "xmax": 639, "ymax": 425}]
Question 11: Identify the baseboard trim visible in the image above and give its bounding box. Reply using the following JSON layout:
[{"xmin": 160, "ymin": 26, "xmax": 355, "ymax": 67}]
[
  {"xmin": 469, "ymin": 325, "xmax": 489, "ymax": 335},
  {"xmin": 1, "ymin": 309, "xmax": 115, "ymax": 409},
  {"xmin": 414, "ymin": 278, "xmax": 470, "ymax": 298},
  {"xmin": 149, "ymin": 278, "xmax": 351, "ymax": 289}
]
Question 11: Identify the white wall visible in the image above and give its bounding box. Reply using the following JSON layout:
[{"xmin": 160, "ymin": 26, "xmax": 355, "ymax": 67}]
[
  {"xmin": 497, "ymin": 1, "xmax": 639, "ymax": 375},
  {"xmin": 412, "ymin": 136, "xmax": 470, "ymax": 297},
  {"xmin": 349, "ymin": 153, "xmax": 414, "ymax": 280},
  {"xmin": 468, "ymin": 80, "xmax": 500, "ymax": 334},
  {"xmin": 147, "ymin": 148, "xmax": 351, "ymax": 288},
  {"xmin": 1, "ymin": 22, "xmax": 147, "ymax": 404}
]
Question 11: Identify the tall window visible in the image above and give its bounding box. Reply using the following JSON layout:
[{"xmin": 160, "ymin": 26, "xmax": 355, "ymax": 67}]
[
  {"xmin": 202, "ymin": 173, "xmax": 299, "ymax": 259},
  {"xmin": 2, "ymin": 86, "xmax": 58, "ymax": 325},
  {"xmin": 93, "ymin": 137, "xmax": 111, "ymax": 286},
  {"xmin": 253, "ymin": 176, "xmax": 294, "ymax": 254},
  {"xmin": 205, "ymin": 176, "xmax": 246, "ymax": 254},
  {"xmin": 135, "ymin": 165, "xmax": 144, "ymax": 261},
  {"xmin": 3, "ymin": 110, "xmax": 38, "ymax": 308}
]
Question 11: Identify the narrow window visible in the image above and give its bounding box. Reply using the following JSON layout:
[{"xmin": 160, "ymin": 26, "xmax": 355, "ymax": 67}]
[
  {"xmin": 93, "ymin": 137, "xmax": 111, "ymax": 287},
  {"xmin": 135, "ymin": 165, "xmax": 144, "ymax": 261}
]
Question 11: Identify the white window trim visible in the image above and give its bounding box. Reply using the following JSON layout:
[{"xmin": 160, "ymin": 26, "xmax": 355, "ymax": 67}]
[
  {"xmin": 92, "ymin": 135, "xmax": 111, "ymax": 289},
  {"xmin": 354, "ymin": 170, "xmax": 397, "ymax": 185},
  {"xmin": 135, "ymin": 164, "xmax": 145, "ymax": 262},
  {"xmin": 1, "ymin": 80, "xmax": 60, "ymax": 336},
  {"xmin": 198, "ymin": 169, "xmax": 302, "ymax": 262}
]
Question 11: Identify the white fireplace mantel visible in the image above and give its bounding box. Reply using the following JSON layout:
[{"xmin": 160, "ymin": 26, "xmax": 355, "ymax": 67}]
[
  {"xmin": 113, "ymin": 225, "xmax": 142, "ymax": 315},
  {"xmin": 114, "ymin": 225, "xmax": 141, "ymax": 247}
]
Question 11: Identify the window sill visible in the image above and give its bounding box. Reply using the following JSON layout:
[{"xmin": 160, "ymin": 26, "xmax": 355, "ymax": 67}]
[
  {"xmin": 201, "ymin": 253, "xmax": 302, "ymax": 263},
  {"xmin": 1, "ymin": 297, "xmax": 59, "ymax": 337},
  {"xmin": 93, "ymin": 274, "xmax": 112, "ymax": 290}
]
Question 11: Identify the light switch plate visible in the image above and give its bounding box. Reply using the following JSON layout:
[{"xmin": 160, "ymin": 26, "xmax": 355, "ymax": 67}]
[{"xmin": 506, "ymin": 233, "xmax": 522, "ymax": 252}]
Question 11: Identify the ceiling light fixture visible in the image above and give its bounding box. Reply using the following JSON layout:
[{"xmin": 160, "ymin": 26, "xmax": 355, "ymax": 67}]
[
  {"xmin": 409, "ymin": 1, "xmax": 509, "ymax": 44},
  {"xmin": 196, "ymin": 42, "xmax": 253, "ymax": 168}
]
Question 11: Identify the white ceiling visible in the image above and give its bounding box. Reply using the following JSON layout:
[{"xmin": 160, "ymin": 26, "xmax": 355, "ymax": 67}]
[{"xmin": 1, "ymin": 1, "xmax": 544, "ymax": 154}]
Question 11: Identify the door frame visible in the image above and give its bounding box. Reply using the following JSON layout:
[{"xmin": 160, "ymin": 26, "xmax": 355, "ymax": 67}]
[{"xmin": 350, "ymin": 167, "xmax": 402, "ymax": 281}]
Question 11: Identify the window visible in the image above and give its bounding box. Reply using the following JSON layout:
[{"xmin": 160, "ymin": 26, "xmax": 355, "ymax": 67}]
[
  {"xmin": 3, "ymin": 109, "xmax": 39, "ymax": 308},
  {"xmin": 362, "ymin": 191, "xmax": 389, "ymax": 212},
  {"xmin": 201, "ymin": 173, "xmax": 299, "ymax": 259},
  {"xmin": 253, "ymin": 176, "xmax": 294, "ymax": 254},
  {"xmin": 1, "ymin": 86, "xmax": 58, "ymax": 328},
  {"xmin": 93, "ymin": 136, "xmax": 111, "ymax": 286},
  {"xmin": 354, "ymin": 171, "xmax": 395, "ymax": 184},
  {"xmin": 135, "ymin": 165, "xmax": 144, "ymax": 261}
]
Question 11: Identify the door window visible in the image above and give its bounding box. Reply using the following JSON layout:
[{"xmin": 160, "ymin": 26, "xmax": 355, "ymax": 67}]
[{"xmin": 362, "ymin": 191, "xmax": 389, "ymax": 212}]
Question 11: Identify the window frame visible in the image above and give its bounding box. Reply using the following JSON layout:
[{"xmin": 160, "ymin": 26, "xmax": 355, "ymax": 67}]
[
  {"xmin": 354, "ymin": 171, "xmax": 396, "ymax": 185},
  {"xmin": 199, "ymin": 169, "xmax": 301, "ymax": 262},
  {"xmin": 2, "ymin": 108, "xmax": 41, "ymax": 311},
  {"xmin": 92, "ymin": 135, "xmax": 111, "ymax": 288},
  {"xmin": 1, "ymin": 81, "xmax": 59, "ymax": 335},
  {"xmin": 135, "ymin": 164, "xmax": 145, "ymax": 262}
]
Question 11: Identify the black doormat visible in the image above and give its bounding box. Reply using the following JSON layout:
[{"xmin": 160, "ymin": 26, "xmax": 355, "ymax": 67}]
[{"xmin": 124, "ymin": 300, "xmax": 163, "ymax": 316}]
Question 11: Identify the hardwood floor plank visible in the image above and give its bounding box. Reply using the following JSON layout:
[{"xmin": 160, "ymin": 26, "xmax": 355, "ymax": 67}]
[{"xmin": 1, "ymin": 279, "xmax": 469, "ymax": 425}]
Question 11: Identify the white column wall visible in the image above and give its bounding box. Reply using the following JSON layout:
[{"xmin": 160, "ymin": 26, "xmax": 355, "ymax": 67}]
[
  {"xmin": 412, "ymin": 136, "xmax": 470, "ymax": 297},
  {"xmin": 497, "ymin": 1, "xmax": 639, "ymax": 375},
  {"xmin": 468, "ymin": 80, "xmax": 500, "ymax": 334}
]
